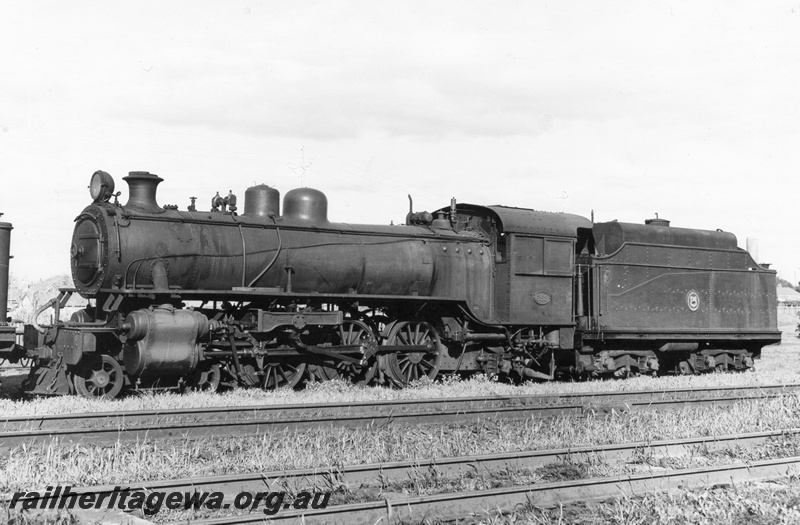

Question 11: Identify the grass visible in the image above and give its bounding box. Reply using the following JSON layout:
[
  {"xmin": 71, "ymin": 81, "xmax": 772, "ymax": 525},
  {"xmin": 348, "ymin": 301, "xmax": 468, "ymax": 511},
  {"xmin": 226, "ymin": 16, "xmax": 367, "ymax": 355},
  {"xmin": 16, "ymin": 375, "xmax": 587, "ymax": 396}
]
[
  {"xmin": 6, "ymin": 436, "xmax": 799, "ymax": 525},
  {"xmin": 96, "ymin": 435, "xmax": 800, "ymax": 523},
  {"xmin": 4, "ymin": 399, "xmax": 800, "ymax": 523},
  {"xmin": 4, "ymin": 394, "xmax": 800, "ymax": 493},
  {"xmin": 0, "ymin": 511, "xmax": 82, "ymax": 525},
  {"xmin": 474, "ymin": 479, "xmax": 800, "ymax": 525}
]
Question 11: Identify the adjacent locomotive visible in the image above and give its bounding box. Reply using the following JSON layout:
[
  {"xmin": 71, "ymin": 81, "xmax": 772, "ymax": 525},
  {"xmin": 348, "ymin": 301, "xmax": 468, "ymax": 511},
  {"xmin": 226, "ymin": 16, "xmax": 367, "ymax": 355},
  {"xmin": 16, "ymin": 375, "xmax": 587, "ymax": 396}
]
[
  {"xmin": 18, "ymin": 170, "xmax": 781, "ymax": 397},
  {"xmin": 0, "ymin": 216, "xmax": 19, "ymax": 360}
]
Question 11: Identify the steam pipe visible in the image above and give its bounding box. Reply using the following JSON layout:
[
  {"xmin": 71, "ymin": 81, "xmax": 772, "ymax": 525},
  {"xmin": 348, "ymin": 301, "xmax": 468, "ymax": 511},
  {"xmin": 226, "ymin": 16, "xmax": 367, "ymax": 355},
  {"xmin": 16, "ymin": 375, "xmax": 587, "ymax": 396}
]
[
  {"xmin": 150, "ymin": 259, "xmax": 170, "ymax": 291},
  {"xmin": 231, "ymin": 215, "xmax": 247, "ymax": 287},
  {"xmin": 248, "ymin": 215, "xmax": 282, "ymax": 287},
  {"xmin": 32, "ymin": 297, "xmax": 58, "ymax": 334}
]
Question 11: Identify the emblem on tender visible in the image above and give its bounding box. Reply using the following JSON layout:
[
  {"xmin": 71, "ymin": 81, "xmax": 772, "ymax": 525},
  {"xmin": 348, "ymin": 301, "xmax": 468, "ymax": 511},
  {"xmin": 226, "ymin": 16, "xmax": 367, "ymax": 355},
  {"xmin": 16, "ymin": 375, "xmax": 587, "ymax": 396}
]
[{"xmin": 686, "ymin": 290, "xmax": 700, "ymax": 312}]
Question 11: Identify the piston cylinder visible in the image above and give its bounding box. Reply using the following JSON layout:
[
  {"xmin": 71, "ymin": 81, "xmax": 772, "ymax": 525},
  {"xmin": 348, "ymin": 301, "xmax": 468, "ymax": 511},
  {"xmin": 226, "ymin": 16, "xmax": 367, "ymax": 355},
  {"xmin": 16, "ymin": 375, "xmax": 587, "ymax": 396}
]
[{"xmin": 123, "ymin": 305, "xmax": 210, "ymax": 377}]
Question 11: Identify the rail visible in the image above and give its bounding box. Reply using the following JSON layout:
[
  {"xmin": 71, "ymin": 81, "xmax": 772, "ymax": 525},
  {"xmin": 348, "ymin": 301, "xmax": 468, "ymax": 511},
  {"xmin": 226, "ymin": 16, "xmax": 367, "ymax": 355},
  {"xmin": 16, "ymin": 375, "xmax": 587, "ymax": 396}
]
[{"xmin": 1, "ymin": 383, "xmax": 798, "ymax": 449}]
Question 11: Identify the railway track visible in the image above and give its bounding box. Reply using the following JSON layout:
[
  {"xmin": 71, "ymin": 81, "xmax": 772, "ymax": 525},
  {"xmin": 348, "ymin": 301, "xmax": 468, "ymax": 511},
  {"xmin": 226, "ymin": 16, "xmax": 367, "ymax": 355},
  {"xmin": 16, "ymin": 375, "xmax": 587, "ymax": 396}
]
[
  {"xmin": 4, "ymin": 427, "xmax": 796, "ymax": 504},
  {"xmin": 196, "ymin": 456, "xmax": 800, "ymax": 525},
  {"xmin": 1, "ymin": 383, "xmax": 798, "ymax": 449},
  {"xmin": 5, "ymin": 428, "xmax": 799, "ymax": 523}
]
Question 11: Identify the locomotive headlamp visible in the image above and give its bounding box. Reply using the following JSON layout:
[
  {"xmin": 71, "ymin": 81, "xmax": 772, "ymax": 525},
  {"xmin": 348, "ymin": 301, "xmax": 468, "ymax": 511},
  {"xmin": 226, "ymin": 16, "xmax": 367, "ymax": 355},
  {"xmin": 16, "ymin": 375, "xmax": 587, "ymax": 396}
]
[{"xmin": 89, "ymin": 170, "xmax": 115, "ymax": 202}]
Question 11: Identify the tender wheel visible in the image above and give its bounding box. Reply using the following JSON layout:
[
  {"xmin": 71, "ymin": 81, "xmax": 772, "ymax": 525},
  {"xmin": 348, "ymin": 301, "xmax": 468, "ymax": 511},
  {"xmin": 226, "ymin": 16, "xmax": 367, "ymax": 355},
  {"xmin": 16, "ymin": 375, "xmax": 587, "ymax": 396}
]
[
  {"xmin": 262, "ymin": 360, "xmax": 306, "ymax": 389},
  {"xmin": 315, "ymin": 321, "xmax": 379, "ymax": 385},
  {"xmin": 73, "ymin": 354, "xmax": 125, "ymax": 399},
  {"xmin": 383, "ymin": 321, "xmax": 442, "ymax": 387},
  {"xmin": 184, "ymin": 364, "xmax": 221, "ymax": 392}
]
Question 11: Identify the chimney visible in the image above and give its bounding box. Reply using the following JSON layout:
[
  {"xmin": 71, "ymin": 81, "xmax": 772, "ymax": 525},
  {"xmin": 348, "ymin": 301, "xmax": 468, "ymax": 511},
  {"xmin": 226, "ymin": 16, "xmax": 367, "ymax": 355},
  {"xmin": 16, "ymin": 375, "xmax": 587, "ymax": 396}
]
[{"xmin": 123, "ymin": 171, "xmax": 164, "ymax": 213}]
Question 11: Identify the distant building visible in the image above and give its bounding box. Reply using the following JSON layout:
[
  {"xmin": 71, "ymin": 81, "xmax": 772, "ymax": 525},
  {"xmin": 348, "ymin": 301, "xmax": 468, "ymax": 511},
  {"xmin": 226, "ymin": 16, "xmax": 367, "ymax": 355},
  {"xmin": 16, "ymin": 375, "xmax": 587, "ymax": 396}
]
[{"xmin": 777, "ymin": 286, "xmax": 800, "ymax": 307}]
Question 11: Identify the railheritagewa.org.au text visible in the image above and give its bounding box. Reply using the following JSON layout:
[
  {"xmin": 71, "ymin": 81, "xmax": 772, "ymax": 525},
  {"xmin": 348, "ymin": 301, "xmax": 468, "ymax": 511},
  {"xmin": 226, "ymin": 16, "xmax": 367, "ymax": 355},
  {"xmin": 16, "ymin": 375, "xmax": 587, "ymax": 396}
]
[{"xmin": 10, "ymin": 485, "xmax": 331, "ymax": 515}]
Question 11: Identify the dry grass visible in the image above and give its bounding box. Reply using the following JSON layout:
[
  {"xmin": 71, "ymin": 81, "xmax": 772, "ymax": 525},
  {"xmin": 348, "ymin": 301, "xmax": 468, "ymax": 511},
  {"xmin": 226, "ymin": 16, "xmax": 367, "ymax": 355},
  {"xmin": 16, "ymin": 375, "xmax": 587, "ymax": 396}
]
[
  {"xmin": 94, "ymin": 435, "xmax": 800, "ymax": 523},
  {"xmin": 4, "ymin": 394, "xmax": 800, "ymax": 494},
  {"xmin": 0, "ymin": 367, "xmax": 795, "ymax": 419},
  {"xmin": 0, "ymin": 511, "xmax": 82, "ymax": 525},
  {"xmin": 474, "ymin": 479, "xmax": 800, "ymax": 525},
  {"xmin": 5, "ymin": 436, "xmax": 800, "ymax": 524}
]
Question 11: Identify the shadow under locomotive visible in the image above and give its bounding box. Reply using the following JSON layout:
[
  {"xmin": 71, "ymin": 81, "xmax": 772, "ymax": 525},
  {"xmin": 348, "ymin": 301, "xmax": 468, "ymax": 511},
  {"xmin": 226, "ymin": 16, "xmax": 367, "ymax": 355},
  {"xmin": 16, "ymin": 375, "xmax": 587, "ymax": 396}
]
[{"xmin": 1, "ymin": 170, "xmax": 781, "ymax": 398}]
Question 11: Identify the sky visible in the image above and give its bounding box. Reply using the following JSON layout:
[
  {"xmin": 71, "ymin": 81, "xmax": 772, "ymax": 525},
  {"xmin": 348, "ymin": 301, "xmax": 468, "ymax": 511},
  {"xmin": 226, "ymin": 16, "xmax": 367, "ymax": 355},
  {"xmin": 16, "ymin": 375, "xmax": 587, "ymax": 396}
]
[{"xmin": 1, "ymin": 1, "xmax": 799, "ymax": 284}]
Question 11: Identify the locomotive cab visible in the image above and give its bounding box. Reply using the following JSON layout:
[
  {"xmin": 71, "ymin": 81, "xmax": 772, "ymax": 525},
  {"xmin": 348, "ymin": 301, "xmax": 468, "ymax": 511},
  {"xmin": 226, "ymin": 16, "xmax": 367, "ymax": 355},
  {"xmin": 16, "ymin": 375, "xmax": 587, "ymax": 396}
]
[{"xmin": 445, "ymin": 203, "xmax": 592, "ymax": 336}]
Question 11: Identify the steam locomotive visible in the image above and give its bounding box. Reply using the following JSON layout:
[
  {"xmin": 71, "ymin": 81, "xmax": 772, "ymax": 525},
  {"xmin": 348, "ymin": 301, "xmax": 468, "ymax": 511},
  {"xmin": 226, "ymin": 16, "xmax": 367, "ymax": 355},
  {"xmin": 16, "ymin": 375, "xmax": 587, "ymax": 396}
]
[{"xmin": 0, "ymin": 170, "xmax": 781, "ymax": 398}]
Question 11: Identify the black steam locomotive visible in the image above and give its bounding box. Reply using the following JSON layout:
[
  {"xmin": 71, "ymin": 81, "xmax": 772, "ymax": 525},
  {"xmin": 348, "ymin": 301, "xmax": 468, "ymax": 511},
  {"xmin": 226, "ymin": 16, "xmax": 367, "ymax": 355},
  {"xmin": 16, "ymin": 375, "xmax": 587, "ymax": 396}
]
[{"xmin": 1, "ymin": 170, "xmax": 781, "ymax": 398}]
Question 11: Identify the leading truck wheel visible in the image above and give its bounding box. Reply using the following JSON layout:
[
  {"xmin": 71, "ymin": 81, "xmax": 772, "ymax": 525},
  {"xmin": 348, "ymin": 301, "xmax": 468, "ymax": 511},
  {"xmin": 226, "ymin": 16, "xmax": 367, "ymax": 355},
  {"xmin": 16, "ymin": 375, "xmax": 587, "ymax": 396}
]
[
  {"xmin": 184, "ymin": 364, "xmax": 221, "ymax": 392},
  {"xmin": 73, "ymin": 355, "xmax": 125, "ymax": 399},
  {"xmin": 383, "ymin": 321, "xmax": 442, "ymax": 387}
]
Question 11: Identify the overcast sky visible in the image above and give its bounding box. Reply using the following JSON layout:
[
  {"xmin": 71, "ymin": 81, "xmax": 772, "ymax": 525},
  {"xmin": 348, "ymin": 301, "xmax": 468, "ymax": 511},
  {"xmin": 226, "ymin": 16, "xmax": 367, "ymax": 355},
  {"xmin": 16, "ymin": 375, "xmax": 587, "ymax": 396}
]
[{"xmin": 1, "ymin": 1, "xmax": 799, "ymax": 284}]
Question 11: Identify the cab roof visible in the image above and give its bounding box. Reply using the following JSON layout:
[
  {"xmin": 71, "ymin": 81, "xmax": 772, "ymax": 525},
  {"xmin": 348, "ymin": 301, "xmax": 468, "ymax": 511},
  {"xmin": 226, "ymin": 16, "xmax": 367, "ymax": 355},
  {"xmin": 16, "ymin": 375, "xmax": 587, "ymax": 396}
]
[{"xmin": 445, "ymin": 203, "xmax": 592, "ymax": 238}]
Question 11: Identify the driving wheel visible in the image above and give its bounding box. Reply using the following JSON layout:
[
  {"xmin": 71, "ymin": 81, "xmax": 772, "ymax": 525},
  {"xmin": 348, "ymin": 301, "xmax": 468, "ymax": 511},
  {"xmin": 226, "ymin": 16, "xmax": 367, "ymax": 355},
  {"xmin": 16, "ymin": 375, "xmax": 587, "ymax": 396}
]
[
  {"xmin": 262, "ymin": 360, "xmax": 306, "ymax": 389},
  {"xmin": 315, "ymin": 320, "xmax": 379, "ymax": 385},
  {"xmin": 383, "ymin": 321, "xmax": 442, "ymax": 387}
]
